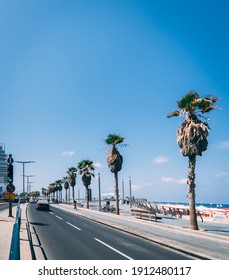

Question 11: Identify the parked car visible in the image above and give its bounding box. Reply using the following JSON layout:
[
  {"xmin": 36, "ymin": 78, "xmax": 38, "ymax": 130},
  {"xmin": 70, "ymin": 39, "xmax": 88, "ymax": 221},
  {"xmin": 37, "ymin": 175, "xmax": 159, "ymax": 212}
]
[{"xmin": 36, "ymin": 199, "xmax": 50, "ymax": 211}]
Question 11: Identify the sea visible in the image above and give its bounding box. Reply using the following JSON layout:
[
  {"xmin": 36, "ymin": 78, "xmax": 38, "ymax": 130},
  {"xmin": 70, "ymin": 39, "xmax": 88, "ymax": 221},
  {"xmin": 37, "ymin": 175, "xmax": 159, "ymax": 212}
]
[{"xmin": 151, "ymin": 201, "xmax": 229, "ymax": 209}]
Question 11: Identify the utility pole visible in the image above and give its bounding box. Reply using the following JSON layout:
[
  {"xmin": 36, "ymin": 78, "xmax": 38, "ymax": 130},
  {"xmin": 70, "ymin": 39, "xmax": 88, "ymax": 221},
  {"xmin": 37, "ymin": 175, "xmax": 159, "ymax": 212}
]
[
  {"xmin": 122, "ymin": 179, "xmax": 124, "ymax": 202},
  {"xmin": 14, "ymin": 161, "xmax": 35, "ymax": 197},
  {"xmin": 22, "ymin": 175, "xmax": 35, "ymax": 193},
  {"xmin": 129, "ymin": 176, "xmax": 132, "ymax": 208},
  {"xmin": 98, "ymin": 173, "xmax": 101, "ymax": 211}
]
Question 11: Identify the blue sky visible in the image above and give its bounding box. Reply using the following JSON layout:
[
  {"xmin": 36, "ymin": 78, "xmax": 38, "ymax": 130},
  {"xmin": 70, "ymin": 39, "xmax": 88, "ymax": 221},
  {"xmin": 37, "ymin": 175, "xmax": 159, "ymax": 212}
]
[{"xmin": 1, "ymin": 0, "xmax": 229, "ymax": 204}]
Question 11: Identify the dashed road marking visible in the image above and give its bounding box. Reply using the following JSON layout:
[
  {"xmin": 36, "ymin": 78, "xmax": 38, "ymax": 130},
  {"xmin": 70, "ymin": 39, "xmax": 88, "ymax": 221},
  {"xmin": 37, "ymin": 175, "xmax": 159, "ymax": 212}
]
[
  {"xmin": 94, "ymin": 238, "xmax": 134, "ymax": 260},
  {"xmin": 55, "ymin": 215, "xmax": 63, "ymax": 220},
  {"xmin": 66, "ymin": 222, "xmax": 82, "ymax": 231}
]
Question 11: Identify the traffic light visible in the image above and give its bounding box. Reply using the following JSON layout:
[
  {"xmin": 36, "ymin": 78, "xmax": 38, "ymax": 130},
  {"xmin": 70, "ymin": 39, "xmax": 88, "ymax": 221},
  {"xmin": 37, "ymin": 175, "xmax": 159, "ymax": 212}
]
[{"xmin": 7, "ymin": 164, "xmax": 13, "ymax": 183}]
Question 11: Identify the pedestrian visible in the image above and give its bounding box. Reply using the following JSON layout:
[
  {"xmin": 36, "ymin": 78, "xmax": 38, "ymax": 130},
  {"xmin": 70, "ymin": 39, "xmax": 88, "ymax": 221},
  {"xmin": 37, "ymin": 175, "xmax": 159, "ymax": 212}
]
[{"xmin": 73, "ymin": 200, "xmax": 77, "ymax": 209}]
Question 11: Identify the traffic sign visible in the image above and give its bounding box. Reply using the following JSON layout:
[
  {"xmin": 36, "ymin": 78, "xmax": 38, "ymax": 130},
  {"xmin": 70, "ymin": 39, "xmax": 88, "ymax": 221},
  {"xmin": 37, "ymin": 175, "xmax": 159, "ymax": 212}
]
[
  {"xmin": 5, "ymin": 193, "xmax": 15, "ymax": 200},
  {"xmin": 6, "ymin": 184, "xmax": 15, "ymax": 193}
]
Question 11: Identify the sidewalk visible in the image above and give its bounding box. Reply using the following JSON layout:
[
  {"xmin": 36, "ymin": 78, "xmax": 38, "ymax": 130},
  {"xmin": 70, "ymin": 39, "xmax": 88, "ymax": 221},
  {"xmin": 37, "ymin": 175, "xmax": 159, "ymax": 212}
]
[
  {"xmin": 0, "ymin": 202, "xmax": 31, "ymax": 260},
  {"xmin": 0, "ymin": 203, "xmax": 16, "ymax": 260},
  {"xmin": 1, "ymin": 202, "xmax": 229, "ymax": 260}
]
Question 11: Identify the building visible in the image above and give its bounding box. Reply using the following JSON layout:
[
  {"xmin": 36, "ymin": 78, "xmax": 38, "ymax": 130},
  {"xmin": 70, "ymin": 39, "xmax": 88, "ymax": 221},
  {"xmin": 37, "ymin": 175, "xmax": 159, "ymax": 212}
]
[{"xmin": 0, "ymin": 144, "xmax": 8, "ymax": 190}]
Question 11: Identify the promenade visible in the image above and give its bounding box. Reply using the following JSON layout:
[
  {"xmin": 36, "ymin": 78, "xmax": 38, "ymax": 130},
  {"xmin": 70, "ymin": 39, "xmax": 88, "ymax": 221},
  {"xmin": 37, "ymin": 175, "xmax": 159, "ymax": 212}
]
[{"xmin": 1, "ymin": 201, "xmax": 229, "ymax": 260}]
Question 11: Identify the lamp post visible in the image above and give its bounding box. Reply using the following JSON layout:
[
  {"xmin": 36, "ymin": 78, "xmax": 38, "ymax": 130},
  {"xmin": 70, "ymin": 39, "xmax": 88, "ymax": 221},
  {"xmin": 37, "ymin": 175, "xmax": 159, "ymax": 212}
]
[
  {"xmin": 129, "ymin": 176, "xmax": 132, "ymax": 208},
  {"xmin": 15, "ymin": 161, "xmax": 35, "ymax": 195},
  {"xmin": 22, "ymin": 175, "xmax": 35, "ymax": 193},
  {"xmin": 28, "ymin": 182, "xmax": 35, "ymax": 194},
  {"xmin": 122, "ymin": 179, "xmax": 124, "ymax": 202},
  {"xmin": 98, "ymin": 173, "xmax": 101, "ymax": 211}
]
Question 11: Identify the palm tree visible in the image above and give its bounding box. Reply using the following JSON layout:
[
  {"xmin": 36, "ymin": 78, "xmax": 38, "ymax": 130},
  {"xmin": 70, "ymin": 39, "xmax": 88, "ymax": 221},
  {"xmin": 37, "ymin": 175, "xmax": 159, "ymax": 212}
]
[
  {"xmin": 104, "ymin": 133, "xmax": 125, "ymax": 215},
  {"xmin": 77, "ymin": 159, "xmax": 95, "ymax": 209},
  {"xmin": 55, "ymin": 180, "xmax": 63, "ymax": 203},
  {"xmin": 167, "ymin": 91, "xmax": 219, "ymax": 230},
  {"xmin": 48, "ymin": 183, "xmax": 55, "ymax": 201},
  {"xmin": 62, "ymin": 176, "xmax": 69, "ymax": 204},
  {"xmin": 41, "ymin": 187, "xmax": 47, "ymax": 199},
  {"xmin": 67, "ymin": 167, "xmax": 77, "ymax": 203}
]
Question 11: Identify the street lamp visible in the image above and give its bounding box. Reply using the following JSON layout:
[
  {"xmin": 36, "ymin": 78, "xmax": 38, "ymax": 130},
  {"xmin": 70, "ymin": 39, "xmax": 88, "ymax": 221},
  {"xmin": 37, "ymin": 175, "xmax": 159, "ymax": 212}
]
[
  {"xmin": 129, "ymin": 176, "xmax": 132, "ymax": 208},
  {"xmin": 15, "ymin": 161, "xmax": 35, "ymax": 195},
  {"xmin": 22, "ymin": 175, "xmax": 35, "ymax": 193},
  {"xmin": 122, "ymin": 179, "xmax": 125, "ymax": 202},
  {"xmin": 98, "ymin": 173, "xmax": 101, "ymax": 211},
  {"xmin": 27, "ymin": 182, "xmax": 35, "ymax": 195}
]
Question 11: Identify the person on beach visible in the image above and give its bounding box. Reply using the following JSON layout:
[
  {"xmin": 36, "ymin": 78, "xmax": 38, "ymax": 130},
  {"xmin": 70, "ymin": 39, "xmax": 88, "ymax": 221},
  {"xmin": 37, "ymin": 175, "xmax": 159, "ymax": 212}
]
[{"xmin": 73, "ymin": 200, "xmax": 77, "ymax": 209}]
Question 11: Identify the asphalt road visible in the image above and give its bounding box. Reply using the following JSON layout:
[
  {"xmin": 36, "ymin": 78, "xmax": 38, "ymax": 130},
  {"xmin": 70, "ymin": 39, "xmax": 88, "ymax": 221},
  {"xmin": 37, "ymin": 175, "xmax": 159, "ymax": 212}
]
[
  {"xmin": 27, "ymin": 203, "xmax": 194, "ymax": 260},
  {"xmin": 0, "ymin": 202, "xmax": 16, "ymax": 212}
]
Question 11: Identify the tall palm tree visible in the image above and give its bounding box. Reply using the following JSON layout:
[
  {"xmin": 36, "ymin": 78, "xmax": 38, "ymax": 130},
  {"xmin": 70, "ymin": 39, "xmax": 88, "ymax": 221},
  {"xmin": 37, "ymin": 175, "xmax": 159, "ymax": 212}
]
[
  {"xmin": 67, "ymin": 167, "xmax": 77, "ymax": 203},
  {"xmin": 48, "ymin": 183, "xmax": 55, "ymax": 201},
  {"xmin": 55, "ymin": 180, "xmax": 63, "ymax": 203},
  {"xmin": 62, "ymin": 176, "xmax": 69, "ymax": 204},
  {"xmin": 104, "ymin": 133, "xmax": 125, "ymax": 215},
  {"xmin": 41, "ymin": 187, "xmax": 47, "ymax": 199},
  {"xmin": 167, "ymin": 91, "xmax": 219, "ymax": 230},
  {"xmin": 78, "ymin": 159, "xmax": 95, "ymax": 209}
]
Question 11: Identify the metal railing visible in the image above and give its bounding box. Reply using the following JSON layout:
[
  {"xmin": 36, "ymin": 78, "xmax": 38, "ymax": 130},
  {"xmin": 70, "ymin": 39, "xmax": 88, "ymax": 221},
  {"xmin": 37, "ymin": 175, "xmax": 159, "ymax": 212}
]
[{"xmin": 8, "ymin": 199, "xmax": 21, "ymax": 260}]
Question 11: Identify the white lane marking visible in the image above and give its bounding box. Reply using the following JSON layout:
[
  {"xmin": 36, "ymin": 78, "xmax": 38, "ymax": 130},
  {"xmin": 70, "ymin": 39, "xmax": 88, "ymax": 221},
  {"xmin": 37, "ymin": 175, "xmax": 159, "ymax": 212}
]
[
  {"xmin": 94, "ymin": 238, "xmax": 134, "ymax": 260},
  {"xmin": 55, "ymin": 215, "xmax": 63, "ymax": 220},
  {"xmin": 49, "ymin": 211, "xmax": 54, "ymax": 214},
  {"xmin": 66, "ymin": 222, "xmax": 82, "ymax": 231}
]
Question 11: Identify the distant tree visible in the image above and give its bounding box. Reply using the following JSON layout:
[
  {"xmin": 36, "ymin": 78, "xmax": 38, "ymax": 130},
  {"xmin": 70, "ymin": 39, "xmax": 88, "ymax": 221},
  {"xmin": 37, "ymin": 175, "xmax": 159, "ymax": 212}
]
[
  {"xmin": 62, "ymin": 176, "xmax": 69, "ymax": 204},
  {"xmin": 48, "ymin": 183, "xmax": 55, "ymax": 201},
  {"xmin": 104, "ymin": 133, "xmax": 126, "ymax": 215},
  {"xmin": 167, "ymin": 91, "xmax": 219, "ymax": 230},
  {"xmin": 77, "ymin": 159, "xmax": 95, "ymax": 209},
  {"xmin": 41, "ymin": 188, "xmax": 48, "ymax": 199},
  {"xmin": 67, "ymin": 167, "xmax": 77, "ymax": 202},
  {"xmin": 55, "ymin": 180, "xmax": 63, "ymax": 202}
]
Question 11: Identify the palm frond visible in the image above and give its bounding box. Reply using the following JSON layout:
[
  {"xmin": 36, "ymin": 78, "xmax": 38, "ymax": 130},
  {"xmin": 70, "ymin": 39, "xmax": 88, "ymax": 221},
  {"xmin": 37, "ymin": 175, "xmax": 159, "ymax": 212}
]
[
  {"xmin": 104, "ymin": 134, "xmax": 125, "ymax": 145},
  {"xmin": 167, "ymin": 110, "xmax": 181, "ymax": 118},
  {"xmin": 177, "ymin": 91, "xmax": 199, "ymax": 109},
  {"xmin": 168, "ymin": 91, "xmax": 219, "ymax": 121}
]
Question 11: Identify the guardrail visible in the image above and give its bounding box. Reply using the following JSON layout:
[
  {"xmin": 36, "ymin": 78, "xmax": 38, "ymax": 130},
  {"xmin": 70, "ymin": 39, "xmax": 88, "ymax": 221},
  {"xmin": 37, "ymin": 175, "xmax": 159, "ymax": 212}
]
[{"xmin": 8, "ymin": 199, "xmax": 21, "ymax": 260}]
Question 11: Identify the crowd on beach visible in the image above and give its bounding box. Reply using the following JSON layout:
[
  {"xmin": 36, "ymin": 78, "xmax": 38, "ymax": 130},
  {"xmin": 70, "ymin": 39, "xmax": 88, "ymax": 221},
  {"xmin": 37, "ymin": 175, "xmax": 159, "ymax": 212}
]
[{"xmin": 131, "ymin": 199, "xmax": 229, "ymax": 223}]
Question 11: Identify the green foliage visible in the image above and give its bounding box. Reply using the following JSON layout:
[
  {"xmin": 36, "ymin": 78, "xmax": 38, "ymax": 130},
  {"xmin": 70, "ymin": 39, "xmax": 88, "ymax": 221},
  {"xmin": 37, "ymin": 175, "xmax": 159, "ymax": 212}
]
[
  {"xmin": 104, "ymin": 134, "xmax": 125, "ymax": 145},
  {"xmin": 167, "ymin": 91, "xmax": 219, "ymax": 119},
  {"xmin": 78, "ymin": 159, "xmax": 95, "ymax": 176},
  {"xmin": 178, "ymin": 91, "xmax": 199, "ymax": 109}
]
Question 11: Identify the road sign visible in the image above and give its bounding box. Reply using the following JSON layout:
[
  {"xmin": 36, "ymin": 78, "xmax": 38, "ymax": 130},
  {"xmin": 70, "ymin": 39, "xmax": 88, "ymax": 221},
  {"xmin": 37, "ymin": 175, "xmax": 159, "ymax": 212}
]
[
  {"xmin": 6, "ymin": 184, "xmax": 15, "ymax": 193},
  {"xmin": 5, "ymin": 193, "xmax": 15, "ymax": 200}
]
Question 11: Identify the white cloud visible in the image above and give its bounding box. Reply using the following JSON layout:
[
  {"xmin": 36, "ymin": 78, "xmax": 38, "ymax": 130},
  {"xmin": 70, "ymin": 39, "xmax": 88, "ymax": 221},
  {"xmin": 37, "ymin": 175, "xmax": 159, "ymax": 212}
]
[
  {"xmin": 132, "ymin": 182, "xmax": 152, "ymax": 191},
  {"xmin": 217, "ymin": 141, "xmax": 229, "ymax": 149},
  {"xmin": 153, "ymin": 155, "xmax": 169, "ymax": 164},
  {"xmin": 93, "ymin": 162, "xmax": 104, "ymax": 168},
  {"xmin": 177, "ymin": 178, "xmax": 187, "ymax": 184},
  {"xmin": 214, "ymin": 171, "xmax": 229, "ymax": 178},
  {"xmin": 61, "ymin": 150, "xmax": 75, "ymax": 157},
  {"xmin": 161, "ymin": 177, "xmax": 187, "ymax": 184}
]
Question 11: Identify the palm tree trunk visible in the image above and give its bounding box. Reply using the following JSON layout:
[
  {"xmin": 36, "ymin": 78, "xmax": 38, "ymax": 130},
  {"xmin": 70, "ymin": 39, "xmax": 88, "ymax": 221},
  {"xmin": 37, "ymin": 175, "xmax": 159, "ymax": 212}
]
[
  {"xmin": 86, "ymin": 186, "xmax": 89, "ymax": 209},
  {"xmin": 188, "ymin": 155, "xmax": 199, "ymax": 230},
  {"xmin": 72, "ymin": 186, "xmax": 75, "ymax": 203},
  {"xmin": 114, "ymin": 172, "xmax": 120, "ymax": 215},
  {"xmin": 65, "ymin": 189, "xmax": 68, "ymax": 204}
]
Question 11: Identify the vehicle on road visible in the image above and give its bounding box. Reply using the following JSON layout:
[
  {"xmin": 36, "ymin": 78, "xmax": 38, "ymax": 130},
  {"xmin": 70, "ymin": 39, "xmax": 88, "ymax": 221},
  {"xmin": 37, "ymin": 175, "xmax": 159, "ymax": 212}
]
[{"xmin": 36, "ymin": 199, "xmax": 50, "ymax": 211}]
